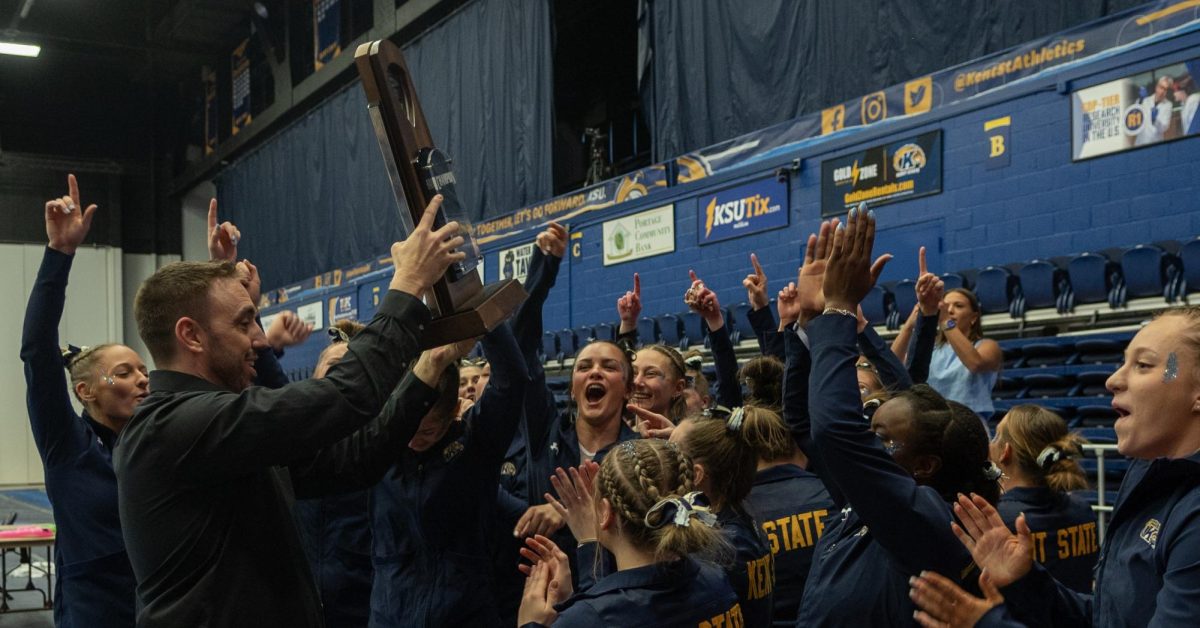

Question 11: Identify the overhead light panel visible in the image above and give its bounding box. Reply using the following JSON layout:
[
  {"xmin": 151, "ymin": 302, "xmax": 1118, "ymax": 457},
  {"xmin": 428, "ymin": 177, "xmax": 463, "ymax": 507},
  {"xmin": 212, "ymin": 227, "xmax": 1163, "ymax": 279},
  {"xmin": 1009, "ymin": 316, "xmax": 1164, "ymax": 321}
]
[{"xmin": 0, "ymin": 41, "xmax": 40, "ymax": 57}]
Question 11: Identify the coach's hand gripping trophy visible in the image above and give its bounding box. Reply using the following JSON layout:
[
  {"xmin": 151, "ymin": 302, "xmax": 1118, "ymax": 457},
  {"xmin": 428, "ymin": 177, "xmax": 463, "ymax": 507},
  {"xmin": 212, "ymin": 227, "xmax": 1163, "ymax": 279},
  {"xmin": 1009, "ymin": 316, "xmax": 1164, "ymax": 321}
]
[{"xmin": 356, "ymin": 39, "xmax": 526, "ymax": 348}]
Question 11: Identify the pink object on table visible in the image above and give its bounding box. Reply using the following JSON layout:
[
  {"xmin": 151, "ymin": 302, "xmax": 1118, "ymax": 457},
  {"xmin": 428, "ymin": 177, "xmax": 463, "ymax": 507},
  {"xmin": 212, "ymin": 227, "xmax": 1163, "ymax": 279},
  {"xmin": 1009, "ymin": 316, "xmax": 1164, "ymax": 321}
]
[{"xmin": 0, "ymin": 525, "xmax": 54, "ymax": 539}]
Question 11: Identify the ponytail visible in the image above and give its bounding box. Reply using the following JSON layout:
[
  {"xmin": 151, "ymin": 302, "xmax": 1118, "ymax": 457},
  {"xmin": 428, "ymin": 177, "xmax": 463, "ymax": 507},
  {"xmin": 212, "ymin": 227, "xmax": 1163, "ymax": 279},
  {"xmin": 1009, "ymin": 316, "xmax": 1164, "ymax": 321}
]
[
  {"xmin": 676, "ymin": 408, "xmax": 760, "ymax": 510},
  {"xmin": 999, "ymin": 405, "xmax": 1088, "ymax": 493},
  {"xmin": 739, "ymin": 404, "xmax": 796, "ymax": 463}
]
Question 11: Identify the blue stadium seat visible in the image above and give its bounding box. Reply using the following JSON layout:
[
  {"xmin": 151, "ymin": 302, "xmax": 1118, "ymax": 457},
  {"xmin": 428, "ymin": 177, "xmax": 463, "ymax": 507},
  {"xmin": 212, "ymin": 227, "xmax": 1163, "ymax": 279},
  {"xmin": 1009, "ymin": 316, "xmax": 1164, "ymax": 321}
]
[
  {"xmin": 1075, "ymin": 368, "xmax": 1117, "ymax": 396},
  {"xmin": 892, "ymin": 279, "xmax": 918, "ymax": 325},
  {"xmin": 730, "ymin": 303, "xmax": 755, "ymax": 344},
  {"xmin": 657, "ymin": 313, "xmax": 686, "ymax": 349},
  {"xmin": 1021, "ymin": 342, "xmax": 1071, "ymax": 368},
  {"xmin": 1019, "ymin": 260, "xmax": 1072, "ymax": 314},
  {"xmin": 1121, "ymin": 244, "xmax": 1182, "ymax": 303},
  {"xmin": 1067, "ymin": 252, "xmax": 1123, "ymax": 308},
  {"xmin": 1077, "ymin": 426, "xmax": 1117, "ymax": 444},
  {"xmin": 941, "ymin": 272, "xmax": 969, "ymax": 292},
  {"xmin": 1072, "ymin": 338, "xmax": 1125, "ymax": 365},
  {"xmin": 680, "ymin": 311, "xmax": 707, "ymax": 347},
  {"xmin": 975, "ymin": 266, "xmax": 1021, "ymax": 316},
  {"xmin": 593, "ymin": 322, "xmax": 616, "ymax": 342},
  {"xmin": 541, "ymin": 331, "xmax": 559, "ymax": 363},
  {"xmin": 557, "ymin": 329, "xmax": 578, "ymax": 359},
  {"xmin": 1022, "ymin": 373, "xmax": 1072, "ymax": 398},
  {"xmin": 992, "ymin": 376, "xmax": 1025, "ymax": 400},
  {"xmin": 1181, "ymin": 238, "xmax": 1200, "ymax": 295},
  {"xmin": 1076, "ymin": 404, "xmax": 1118, "ymax": 427},
  {"xmin": 860, "ymin": 285, "xmax": 892, "ymax": 329},
  {"xmin": 637, "ymin": 316, "xmax": 660, "ymax": 345},
  {"xmin": 574, "ymin": 325, "xmax": 596, "ymax": 346}
]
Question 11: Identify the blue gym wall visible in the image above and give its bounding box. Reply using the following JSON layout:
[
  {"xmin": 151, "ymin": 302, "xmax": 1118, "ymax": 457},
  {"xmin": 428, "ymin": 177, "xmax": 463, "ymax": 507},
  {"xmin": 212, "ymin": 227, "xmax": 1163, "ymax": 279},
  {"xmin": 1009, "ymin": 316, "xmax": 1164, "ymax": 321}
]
[{"xmin": 266, "ymin": 29, "xmax": 1200, "ymax": 373}]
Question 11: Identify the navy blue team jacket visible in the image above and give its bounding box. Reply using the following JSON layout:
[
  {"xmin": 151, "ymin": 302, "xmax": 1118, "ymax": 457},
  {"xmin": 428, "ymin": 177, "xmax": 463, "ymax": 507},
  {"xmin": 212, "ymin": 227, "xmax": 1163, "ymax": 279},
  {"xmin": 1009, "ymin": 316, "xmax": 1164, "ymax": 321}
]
[
  {"xmin": 996, "ymin": 486, "xmax": 1098, "ymax": 594},
  {"xmin": 985, "ymin": 450, "xmax": 1200, "ymax": 627},
  {"xmin": 20, "ymin": 247, "xmax": 138, "ymax": 628},
  {"xmin": 795, "ymin": 314, "xmax": 978, "ymax": 627},
  {"xmin": 747, "ymin": 464, "xmax": 834, "ymax": 626},
  {"xmin": 528, "ymin": 557, "xmax": 743, "ymax": 628},
  {"xmin": 368, "ymin": 323, "xmax": 528, "ymax": 626},
  {"xmin": 719, "ymin": 507, "xmax": 776, "ymax": 628}
]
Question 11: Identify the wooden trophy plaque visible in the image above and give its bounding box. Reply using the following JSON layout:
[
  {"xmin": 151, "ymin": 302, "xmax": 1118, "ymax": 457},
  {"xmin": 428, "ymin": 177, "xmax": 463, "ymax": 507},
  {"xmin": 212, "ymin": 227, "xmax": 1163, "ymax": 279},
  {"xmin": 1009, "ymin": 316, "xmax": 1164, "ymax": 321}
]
[{"xmin": 355, "ymin": 39, "xmax": 526, "ymax": 348}]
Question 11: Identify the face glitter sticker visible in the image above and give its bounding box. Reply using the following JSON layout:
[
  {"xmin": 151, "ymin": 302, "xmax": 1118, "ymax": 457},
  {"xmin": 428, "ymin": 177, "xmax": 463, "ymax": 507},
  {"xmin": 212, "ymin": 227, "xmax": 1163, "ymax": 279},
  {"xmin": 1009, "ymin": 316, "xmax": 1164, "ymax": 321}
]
[{"xmin": 1164, "ymin": 352, "xmax": 1179, "ymax": 382}]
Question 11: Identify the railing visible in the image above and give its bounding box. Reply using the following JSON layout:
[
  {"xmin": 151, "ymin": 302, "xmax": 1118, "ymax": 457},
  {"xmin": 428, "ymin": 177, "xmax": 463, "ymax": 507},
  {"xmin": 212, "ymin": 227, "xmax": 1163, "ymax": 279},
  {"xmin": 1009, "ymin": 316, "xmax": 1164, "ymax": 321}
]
[{"xmin": 1082, "ymin": 443, "xmax": 1120, "ymax": 542}]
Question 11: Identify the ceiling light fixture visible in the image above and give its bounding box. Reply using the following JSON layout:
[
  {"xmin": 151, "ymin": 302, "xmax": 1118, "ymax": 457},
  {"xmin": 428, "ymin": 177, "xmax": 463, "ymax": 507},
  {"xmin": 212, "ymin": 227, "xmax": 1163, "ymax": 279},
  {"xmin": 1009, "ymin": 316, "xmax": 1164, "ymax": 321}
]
[{"xmin": 0, "ymin": 41, "xmax": 40, "ymax": 57}]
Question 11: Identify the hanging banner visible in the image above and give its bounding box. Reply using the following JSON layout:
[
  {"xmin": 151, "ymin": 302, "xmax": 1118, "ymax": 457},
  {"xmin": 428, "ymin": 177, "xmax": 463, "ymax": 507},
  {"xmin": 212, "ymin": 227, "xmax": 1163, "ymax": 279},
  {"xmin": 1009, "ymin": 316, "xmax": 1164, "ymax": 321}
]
[
  {"xmin": 231, "ymin": 38, "xmax": 252, "ymax": 135},
  {"xmin": 698, "ymin": 176, "xmax": 789, "ymax": 245},
  {"xmin": 498, "ymin": 243, "xmax": 536, "ymax": 284},
  {"xmin": 821, "ymin": 131, "xmax": 942, "ymax": 217},
  {"xmin": 1072, "ymin": 57, "xmax": 1200, "ymax": 160},
  {"xmin": 603, "ymin": 205, "xmax": 675, "ymax": 266},
  {"xmin": 474, "ymin": 163, "xmax": 669, "ymax": 246},
  {"xmin": 314, "ymin": 0, "xmax": 341, "ymax": 71},
  {"xmin": 203, "ymin": 66, "xmax": 217, "ymax": 156},
  {"xmin": 673, "ymin": 1, "xmax": 1200, "ymax": 183}
]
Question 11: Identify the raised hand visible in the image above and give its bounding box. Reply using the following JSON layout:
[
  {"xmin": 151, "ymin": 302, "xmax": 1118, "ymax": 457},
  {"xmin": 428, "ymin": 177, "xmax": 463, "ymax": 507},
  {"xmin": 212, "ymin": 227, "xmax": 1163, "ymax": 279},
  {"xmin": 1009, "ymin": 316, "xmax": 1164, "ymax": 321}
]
[
  {"xmin": 685, "ymin": 270, "xmax": 723, "ymax": 328},
  {"xmin": 536, "ymin": 221, "xmax": 568, "ymax": 258},
  {"xmin": 207, "ymin": 199, "xmax": 241, "ymax": 262},
  {"xmin": 797, "ymin": 219, "xmax": 837, "ymax": 324},
  {"xmin": 517, "ymin": 561, "xmax": 559, "ymax": 626},
  {"xmin": 45, "ymin": 174, "xmax": 98, "ymax": 255},
  {"xmin": 823, "ymin": 204, "xmax": 892, "ymax": 313},
  {"xmin": 617, "ymin": 273, "xmax": 643, "ymax": 333},
  {"xmin": 235, "ymin": 260, "xmax": 262, "ymax": 306},
  {"xmin": 743, "ymin": 253, "xmax": 769, "ymax": 310},
  {"xmin": 389, "ymin": 195, "xmax": 467, "ymax": 297},
  {"xmin": 915, "ymin": 247, "xmax": 945, "ymax": 316},
  {"xmin": 518, "ymin": 535, "xmax": 574, "ymax": 604},
  {"xmin": 910, "ymin": 569, "xmax": 1004, "ymax": 628},
  {"xmin": 266, "ymin": 311, "xmax": 314, "ymax": 352},
  {"xmin": 776, "ymin": 282, "xmax": 800, "ymax": 330},
  {"xmin": 628, "ymin": 404, "xmax": 675, "ymax": 439},
  {"xmin": 545, "ymin": 463, "xmax": 600, "ymax": 542},
  {"xmin": 951, "ymin": 493, "xmax": 1033, "ymax": 588}
]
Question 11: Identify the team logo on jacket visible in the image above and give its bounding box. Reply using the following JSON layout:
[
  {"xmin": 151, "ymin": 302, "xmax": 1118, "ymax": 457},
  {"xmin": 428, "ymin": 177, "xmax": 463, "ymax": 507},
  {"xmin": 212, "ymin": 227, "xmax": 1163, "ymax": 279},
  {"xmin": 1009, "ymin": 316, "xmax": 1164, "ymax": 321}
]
[
  {"xmin": 442, "ymin": 441, "xmax": 465, "ymax": 462},
  {"xmin": 500, "ymin": 461, "xmax": 517, "ymax": 477},
  {"xmin": 1139, "ymin": 518, "xmax": 1161, "ymax": 548}
]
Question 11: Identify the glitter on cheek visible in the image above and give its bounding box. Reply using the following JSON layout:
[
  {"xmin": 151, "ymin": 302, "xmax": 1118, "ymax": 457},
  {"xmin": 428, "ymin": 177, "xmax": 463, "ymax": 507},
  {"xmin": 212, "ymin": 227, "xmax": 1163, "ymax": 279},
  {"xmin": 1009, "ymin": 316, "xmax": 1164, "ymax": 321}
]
[{"xmin": 1164, "ymin": 352, "xmax": 1179, "ymax": 382}]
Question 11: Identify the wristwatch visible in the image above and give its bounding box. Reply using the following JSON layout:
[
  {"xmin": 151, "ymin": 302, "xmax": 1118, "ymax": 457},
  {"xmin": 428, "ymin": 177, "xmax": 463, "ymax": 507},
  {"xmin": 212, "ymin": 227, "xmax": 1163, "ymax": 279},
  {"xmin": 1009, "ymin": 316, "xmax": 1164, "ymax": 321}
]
[{"xmin": 944, "ymin": 319, "xmax": 957, "ymax": 332}]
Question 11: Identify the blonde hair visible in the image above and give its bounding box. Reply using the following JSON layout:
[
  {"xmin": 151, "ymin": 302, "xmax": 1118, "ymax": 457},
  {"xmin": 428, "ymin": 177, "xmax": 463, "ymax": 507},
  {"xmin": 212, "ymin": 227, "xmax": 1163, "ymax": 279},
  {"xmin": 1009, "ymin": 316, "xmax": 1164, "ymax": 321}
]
[
  {"xmin": 740, "ymin": 404, "xmax": 796, "ymax": 463},
  {"xmin": 62, "ymin": 344, "xmax": 118, "ymax": 405},
  {"xmin": 637, "ymin": 344, "xmax": 689, "ymax": 423},
  {"xmin": 596, "ymin": 439, "xmax": 730, "ymax": 563},
  {"xmin": 998, "ymin": 405, "xmax": 1088, "ymax": 493},
  {"xmin": 677, "ymin": 410, "xmax": 760, "ymax": 510}
]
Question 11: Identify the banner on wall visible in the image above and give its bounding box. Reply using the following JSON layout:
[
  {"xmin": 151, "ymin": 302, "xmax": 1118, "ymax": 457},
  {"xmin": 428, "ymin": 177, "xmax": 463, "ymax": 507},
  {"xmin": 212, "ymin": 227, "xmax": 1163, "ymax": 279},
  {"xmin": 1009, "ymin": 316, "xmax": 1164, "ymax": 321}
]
[
  {"xmin": 297, "ymin": 301, "xmax": 324, "ymax": 330},
  {"xmin": 698, "ymin": 176, "xmax": 789, "ymax": 245},
  {"xmin": 821, "ymin": 131, "xmax": 942, "ymax": 217},
  {"xmin": 603, "ymin": 205, "xmax": 675, "ymax": 266},
  {"xmin": 1072, "ymin": 57, "xmax": 1200, "ymax": 160},
  {"xmin": 475, "ymin": 163, "xmax": 669, "ymax": 246},
  {"xmin": 231, "ymin": 38, "xmax": 252, "ymax": 135},
  {"xmin": 314, "ymin": 0, "xmax": 341, "ymax": 71},
  {"xmin": 673, "ymin": 1, "xmax": 1200, "ymax": 183},
  {"xmin": 328, "ymin": 293, "xmax": 357, "ymax": 323},
  {"xmin": 203, "ymin": 66, "xmax": 218, "ymax": 156},
  {"xmin": 498, "ymin": 243, "xmax": 536, "ymax": 283}
]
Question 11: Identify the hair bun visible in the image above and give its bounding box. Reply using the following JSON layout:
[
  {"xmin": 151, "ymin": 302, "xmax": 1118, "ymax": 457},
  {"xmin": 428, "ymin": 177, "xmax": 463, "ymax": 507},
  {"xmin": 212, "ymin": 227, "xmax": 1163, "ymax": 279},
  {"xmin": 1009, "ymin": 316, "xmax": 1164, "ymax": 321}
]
[
  {"xmin": 61, "ymin": 344, "xmax": 85, "ymax": 367},
  {"xmin": 644, "ymin": 491, "xmax": 717, "ymax": 529}
]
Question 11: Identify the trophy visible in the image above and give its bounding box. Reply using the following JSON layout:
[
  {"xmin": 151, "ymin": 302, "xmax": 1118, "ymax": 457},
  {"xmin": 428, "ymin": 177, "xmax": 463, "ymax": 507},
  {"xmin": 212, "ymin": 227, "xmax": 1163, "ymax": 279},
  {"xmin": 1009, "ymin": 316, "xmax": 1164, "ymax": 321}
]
[{"xmin": 355, "ymin": 39, "xmax": 527, "ymax": 348}]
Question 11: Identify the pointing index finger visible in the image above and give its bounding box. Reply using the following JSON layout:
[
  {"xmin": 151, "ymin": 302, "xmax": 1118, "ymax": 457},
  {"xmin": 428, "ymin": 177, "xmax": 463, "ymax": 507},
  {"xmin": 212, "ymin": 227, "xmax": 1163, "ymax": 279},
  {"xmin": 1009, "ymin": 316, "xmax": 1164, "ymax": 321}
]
[
  {"xmin": 750, "ymin": 253, "xmax": 764, "ymax": 277},
  {"xmin": 208, "ymin": 199, "xmax": 218, "ymax": 233},
  {"xmin": 632, "ymin": 272, "xmax": 641, "ymax": 297},
  {"xmin": 918, "ymin": 246, "xmax": 927, "ymax": 276},
  {"xmin": 418, "ymin": 195, "xmax": 444, "ymax": 231},
  {"xmin": 68, "ymin": 174, "xmax": 81, "ymax": 208}
]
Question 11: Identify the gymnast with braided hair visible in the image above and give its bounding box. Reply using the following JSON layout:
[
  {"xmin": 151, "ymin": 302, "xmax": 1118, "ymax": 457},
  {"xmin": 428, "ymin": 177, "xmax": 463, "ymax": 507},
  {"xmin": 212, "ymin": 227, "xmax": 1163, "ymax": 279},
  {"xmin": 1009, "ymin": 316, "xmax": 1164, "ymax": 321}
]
[{"xmin": 518, "ymin": 438, "xmax": 742, "ymax": 627}]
